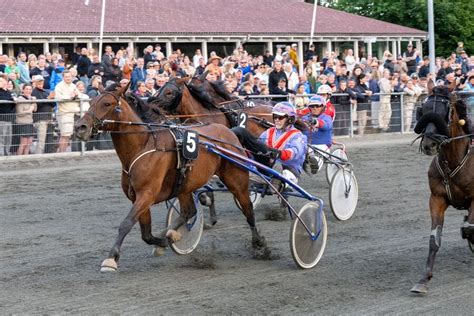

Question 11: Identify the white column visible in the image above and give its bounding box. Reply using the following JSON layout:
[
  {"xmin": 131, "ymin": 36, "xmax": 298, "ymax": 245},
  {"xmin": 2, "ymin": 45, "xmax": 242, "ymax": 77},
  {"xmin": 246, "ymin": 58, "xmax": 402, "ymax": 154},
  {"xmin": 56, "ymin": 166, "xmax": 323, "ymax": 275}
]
[
  {"xmin": 353, "ymin": 40, "xmax": 359, "ymax": 60},
  {"xmin": 378, "ymin": 43, "xmax": 383, "ymax": 59},
  {"xmin": 392, "ymin": 41, "xmax": 397, "ymax": 57},
  {"xmin": 43, "ymin": 42, "xmax": 50, "ymax": 54},
  {"xmin": 0, "ymin": 44, "xmax": 2, "ymax": 55},
  {"xmin": 235, "ymin": 40, "xmax": 241, "ymax": 50},
  {"xmin": 267, "ymin": 41, "xmax": 273, "ymax": 55},
  {"xmin": 326, "ymin": 40, "xmax": 332, "ymax": 55},
  {"xmin": 166, "ymin": 41, "xmax": 172, "ymax": 58},
  {"xmin": 201, "ymin": 40, "xmax": 208, "ymax": 62},
  {"xmin": 87, "ymin": 41, "xmax": 93, "ymax": 50},
  {"xmin": 397, "ymin": 41, "xmax": 401, "ymax": 57},
  {"xmin": 416, "ymin": 40, "xmax": 422, "ymax": 58},
  {"xmin": 367, "ymin": 42, "xmax": 373, "ymax": 58},
  {"xmin": 7, "ymin": 44, "xmax": 13, "ymax": 57},
  {"xmin": 297, "ymin": 41, "xmax": 304, "ymax": 75}
]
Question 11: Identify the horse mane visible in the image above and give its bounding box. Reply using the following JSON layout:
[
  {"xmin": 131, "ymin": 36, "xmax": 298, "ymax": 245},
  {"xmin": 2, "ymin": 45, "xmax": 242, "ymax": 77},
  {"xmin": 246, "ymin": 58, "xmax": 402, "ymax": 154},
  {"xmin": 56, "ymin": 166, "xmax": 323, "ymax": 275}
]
[
  {"xmin": 209, "ymin": 79, "xmax": 234, "ymax": 101},
  {"xmin": 414, "ymin": 112, "xmax": 449, "ymax": 136},
  {"xmin": 125, "ymin": 93, "xmax": 167, "ymax": 124},
  {"xmin": 186, "ymin": 82, "xmax": 219, "ymax": 111}
]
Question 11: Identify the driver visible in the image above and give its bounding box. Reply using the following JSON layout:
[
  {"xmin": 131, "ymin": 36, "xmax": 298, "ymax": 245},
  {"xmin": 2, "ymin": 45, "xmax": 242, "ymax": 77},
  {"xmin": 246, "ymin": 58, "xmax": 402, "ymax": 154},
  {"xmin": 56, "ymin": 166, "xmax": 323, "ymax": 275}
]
[
  {"xmin": 301, "ymin": 95, "xmax": 333, "ymax": 174},
  {"xmin": 232, "ymin": 102, "xmax": 307, "ymax": 184}
]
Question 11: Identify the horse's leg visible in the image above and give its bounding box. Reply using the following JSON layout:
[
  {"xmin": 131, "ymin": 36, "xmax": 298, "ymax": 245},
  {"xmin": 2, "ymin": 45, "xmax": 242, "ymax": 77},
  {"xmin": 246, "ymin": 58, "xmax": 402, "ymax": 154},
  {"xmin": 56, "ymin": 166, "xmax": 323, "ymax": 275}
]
[
  {"xmin": 100, "ymin": 193, "xmax": 156, "ymax": 272},
  {"xmin": 462, "ymin": 201, "xmax": 474, "ymax": 245},
  {"xmin": 198, "ymin": 191, "xmax": 218, "ymax": 227},
  {"xmin": 220, "ymin": 170, "xmax": 268, "ymax": 251},
  {"xmin": 138, "ymin": 208, "xmax": 171, "ymax": 256},
  {"xmin": 411, "ymin": 194, "xmax": 448, "ymax": 293}
]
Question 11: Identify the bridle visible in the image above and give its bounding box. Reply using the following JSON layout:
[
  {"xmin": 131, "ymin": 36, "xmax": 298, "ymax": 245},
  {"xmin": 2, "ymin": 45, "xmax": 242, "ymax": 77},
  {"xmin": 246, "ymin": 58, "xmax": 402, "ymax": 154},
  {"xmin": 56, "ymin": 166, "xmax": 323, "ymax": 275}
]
[
  {"xmin": 155, "ymin": 80, "xmax": 183, "ymax": 113},
  {"xmin": 86, "ymin": 91, "xmax": 123, "ymax": 137}
]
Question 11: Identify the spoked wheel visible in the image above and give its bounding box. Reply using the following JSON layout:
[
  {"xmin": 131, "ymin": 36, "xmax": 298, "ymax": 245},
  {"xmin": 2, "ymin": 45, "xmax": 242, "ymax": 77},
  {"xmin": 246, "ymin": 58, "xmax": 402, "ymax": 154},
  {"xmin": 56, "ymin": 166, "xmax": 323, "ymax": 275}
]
[
  {"xmin": 290, "ymin": 201, "xmax": 327, "ymax": 269},
  {"xmin": 165, "ymin": 195, "xmax": 204, "ymax": 255},
  {"xmin": 325, "ymin": 148, "xmax": 348, "ymax": 184},
  {"xmin": 234, "ymin": 190, "xmax": 263, "ymax": 210},
  {"xmin": 469, "ymin": 239, "xmax": 474, "ymax": 253},
  {"xmin": 329, "ymin": 167, "xmax": 358, "ymax": 221}
]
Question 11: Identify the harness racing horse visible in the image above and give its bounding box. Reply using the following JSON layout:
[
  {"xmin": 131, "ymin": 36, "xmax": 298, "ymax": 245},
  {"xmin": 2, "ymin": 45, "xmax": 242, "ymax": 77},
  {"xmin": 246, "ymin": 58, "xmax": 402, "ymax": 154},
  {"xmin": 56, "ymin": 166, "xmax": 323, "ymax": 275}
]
[
  {"xmin": 74, "ymin": 83, "xmax": 270, "ymax": 271},
  {"xmin": 411, "ymin": 82, "xmax": 474, "ymax": 293}
]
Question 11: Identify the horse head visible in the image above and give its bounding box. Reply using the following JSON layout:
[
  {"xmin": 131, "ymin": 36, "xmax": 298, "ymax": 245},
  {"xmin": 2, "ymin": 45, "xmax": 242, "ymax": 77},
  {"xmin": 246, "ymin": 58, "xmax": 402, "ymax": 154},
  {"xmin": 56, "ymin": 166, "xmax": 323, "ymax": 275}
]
[
  {"xmin": 151, "ymin": 77, "xmax": 188, "ymax": 114},
  {"xmin": 75, "ymin": 81, "xmax": 131, "ymax": 141},
  {"xmin": 414, "ymin": 81, "xmax": 452, "ymax": 155}
]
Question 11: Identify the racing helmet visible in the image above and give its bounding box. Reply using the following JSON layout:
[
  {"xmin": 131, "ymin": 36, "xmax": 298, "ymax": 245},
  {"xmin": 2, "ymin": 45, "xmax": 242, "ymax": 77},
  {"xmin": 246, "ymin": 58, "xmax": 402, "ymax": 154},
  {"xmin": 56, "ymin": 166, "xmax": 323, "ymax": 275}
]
[
  {"xmin": 308, "ymin": 95, "xmax": 326, "ymax": 108},
  {"xmin": 317, "ymin": 84, "xmax": 332, "ymax": 95},
  {"xmin": 272, "ymin": 102, "xmax": 296, "ymax": 124}
]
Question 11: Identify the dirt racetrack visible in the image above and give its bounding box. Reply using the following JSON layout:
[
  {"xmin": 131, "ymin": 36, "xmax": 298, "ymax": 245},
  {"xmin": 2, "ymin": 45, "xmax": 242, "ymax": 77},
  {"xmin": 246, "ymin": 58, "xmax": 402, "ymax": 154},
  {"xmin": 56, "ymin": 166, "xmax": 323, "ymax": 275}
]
[{"xmin": 1, "ymin": 133, "xmax": 472, "ymax": 314}]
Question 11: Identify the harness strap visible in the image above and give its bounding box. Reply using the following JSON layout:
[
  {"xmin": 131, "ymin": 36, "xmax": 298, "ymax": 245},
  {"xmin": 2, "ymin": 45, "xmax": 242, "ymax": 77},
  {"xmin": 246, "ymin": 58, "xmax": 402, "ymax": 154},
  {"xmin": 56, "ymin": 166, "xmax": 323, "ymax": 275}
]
[{"xmin": 123, "ymin": 149, "xmax": 157, "ymax": 175}]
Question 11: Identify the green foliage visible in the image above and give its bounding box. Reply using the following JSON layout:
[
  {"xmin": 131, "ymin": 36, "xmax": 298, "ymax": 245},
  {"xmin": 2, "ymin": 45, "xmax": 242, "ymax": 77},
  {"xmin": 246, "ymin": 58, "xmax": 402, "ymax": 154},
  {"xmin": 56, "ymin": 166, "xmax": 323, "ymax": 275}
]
[{"xmin": 312, "ymin": 0, "xmax": 473, "ymax": 57}]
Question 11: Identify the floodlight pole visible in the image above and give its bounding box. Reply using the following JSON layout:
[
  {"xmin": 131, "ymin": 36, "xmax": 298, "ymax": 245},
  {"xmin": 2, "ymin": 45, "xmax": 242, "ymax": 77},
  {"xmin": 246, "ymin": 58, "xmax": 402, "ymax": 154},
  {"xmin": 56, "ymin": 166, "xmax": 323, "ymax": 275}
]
[
  {"xmin": 98, "ymin": 0, "xmax": 106, "ymax": 60},
  {"xmin": 309, "ymin": 0, "xmax": 318, "ymax": 46},
  {"xmin": 427, "ymin": 0, "xmax": 436, "ymax": 75}
]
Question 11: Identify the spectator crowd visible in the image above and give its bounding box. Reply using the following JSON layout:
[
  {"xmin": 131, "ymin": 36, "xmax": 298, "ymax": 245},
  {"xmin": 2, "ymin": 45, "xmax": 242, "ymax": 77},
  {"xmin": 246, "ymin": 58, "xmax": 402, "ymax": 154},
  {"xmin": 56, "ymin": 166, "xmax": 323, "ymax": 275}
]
[{"xmin": 0, "ymin": 41, "xmax": 473, "ymax": 156}]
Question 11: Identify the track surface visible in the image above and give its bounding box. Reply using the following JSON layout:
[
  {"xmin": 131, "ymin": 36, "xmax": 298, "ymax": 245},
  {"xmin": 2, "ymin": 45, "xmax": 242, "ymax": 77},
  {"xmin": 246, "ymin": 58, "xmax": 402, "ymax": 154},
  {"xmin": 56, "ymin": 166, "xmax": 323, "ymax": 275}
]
[{"xmin": 1, "ymin": 134, "xmax": 472, "ymax": 314}]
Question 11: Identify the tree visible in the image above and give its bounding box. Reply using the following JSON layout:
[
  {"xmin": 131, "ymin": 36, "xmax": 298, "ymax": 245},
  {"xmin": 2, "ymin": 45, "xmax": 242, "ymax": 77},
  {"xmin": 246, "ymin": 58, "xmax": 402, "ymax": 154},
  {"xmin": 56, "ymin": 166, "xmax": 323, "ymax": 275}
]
[{"xmin": 306, "ymin": 0, "xmax": 473, "ymax": 57}]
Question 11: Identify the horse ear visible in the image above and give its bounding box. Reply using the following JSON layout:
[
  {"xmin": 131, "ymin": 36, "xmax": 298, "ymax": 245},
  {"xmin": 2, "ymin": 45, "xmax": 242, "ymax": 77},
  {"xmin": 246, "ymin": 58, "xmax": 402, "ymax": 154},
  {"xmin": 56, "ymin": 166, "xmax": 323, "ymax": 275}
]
[
  {"xmin": 427, "ymin": 78, "xmax": 434, "ymax": 95},
  {"xmin": 117, "ymin": 80, "xmax": 131, "ymax": 97},
  {"xmin": 199, "ymin": 70, "xmax": 209, "ymax": 80},
  {"xmin": 447, "ymin": 78, "xmax": 457, "ymax": 93},
  {"xmin": 98, "ymin": 82, "xmax": 105, "ymax": 94}
]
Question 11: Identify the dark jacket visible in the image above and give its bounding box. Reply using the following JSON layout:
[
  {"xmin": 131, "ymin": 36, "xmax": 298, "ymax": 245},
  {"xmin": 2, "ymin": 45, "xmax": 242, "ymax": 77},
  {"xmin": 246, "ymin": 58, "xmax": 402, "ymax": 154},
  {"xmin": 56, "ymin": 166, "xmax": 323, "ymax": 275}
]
[
  {"xmin": 268, "ymin": 70, "xmax": 287, "ymax": 94},
  {"xmin": 77, "ymin": 55, "xmax": 92, "ymax": 77},
  {"xmin": 383, "ymin": 60, "xmax": 395, "ymax": 75},
  {"xmin": 32, "ymin": 87, "xmax": 54, "ymax": 121},
  {"xmin": 353, "ymin": 84, "xmax": 371, "ymax": 111},
  {"xmin": 87, "ymin": 62, "xmax": 106, "ymax": 78},
  {"xmin": 104, "ymin": 64, "xmax": 122, "ymax": 84},
  {"xmin": 86, "ymin": 86, "xmax": 100, "ymax": 99},
  {"xmin": 30, "ymin": 66, "xmax": 53, "ymax": 90},
  {"xmin": 0, "ymin": 88, "xmax": 15, "ymax": 116},
  {"xmin": 418, "ymin": 65, "xmax": 430, "ymax": 79}
]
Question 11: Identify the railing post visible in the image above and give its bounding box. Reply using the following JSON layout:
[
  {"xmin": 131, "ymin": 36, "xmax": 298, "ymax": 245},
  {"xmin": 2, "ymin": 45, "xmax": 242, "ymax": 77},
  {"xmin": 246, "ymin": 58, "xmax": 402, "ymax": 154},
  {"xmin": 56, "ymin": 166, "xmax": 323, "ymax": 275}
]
[
  {"xmin": 400, "ymin": 92, "xmax": 405, "ymax": 134},
  {"xmin": 80, "ymin": 99, "xmax": 86, "ymax": 156},
  {"xmin": 349, "ymin": 100, "xmax": 354, "ymax": 138}
]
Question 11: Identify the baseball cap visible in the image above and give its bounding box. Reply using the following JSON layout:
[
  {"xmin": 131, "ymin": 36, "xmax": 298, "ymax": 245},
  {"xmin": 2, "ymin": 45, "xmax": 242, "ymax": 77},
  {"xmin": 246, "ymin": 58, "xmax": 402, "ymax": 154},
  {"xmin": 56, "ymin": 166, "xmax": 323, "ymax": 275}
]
[
  {"xmin": 291, "ymin": 43, "xmax": 297, "ymax": 47},
  {"xmin": 32, "ymin": 75, "xmax": 45, "ymax": 81}
]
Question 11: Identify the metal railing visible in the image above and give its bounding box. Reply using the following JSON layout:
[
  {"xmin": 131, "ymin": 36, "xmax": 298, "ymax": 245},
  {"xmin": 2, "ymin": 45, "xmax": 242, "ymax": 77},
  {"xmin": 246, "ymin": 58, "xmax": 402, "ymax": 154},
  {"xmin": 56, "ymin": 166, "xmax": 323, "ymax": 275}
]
[{"xmin": 0, "ymin": 91, "xmax": 472, "ymax": 157}]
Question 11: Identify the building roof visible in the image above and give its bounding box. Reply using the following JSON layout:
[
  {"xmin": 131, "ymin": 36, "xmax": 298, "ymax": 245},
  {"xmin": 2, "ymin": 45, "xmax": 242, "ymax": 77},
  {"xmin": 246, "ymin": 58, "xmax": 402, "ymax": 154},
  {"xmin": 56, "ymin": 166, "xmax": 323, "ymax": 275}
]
[{"xmin": 0, "ymin": 0, "xmax": 426, "ymax": 36}]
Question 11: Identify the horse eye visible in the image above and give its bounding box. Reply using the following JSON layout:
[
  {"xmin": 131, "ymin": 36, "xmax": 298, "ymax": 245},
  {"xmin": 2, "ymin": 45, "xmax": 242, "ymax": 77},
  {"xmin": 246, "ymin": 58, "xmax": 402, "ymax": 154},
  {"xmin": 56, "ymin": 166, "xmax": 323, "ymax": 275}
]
[{"xmin": 104, "ymin": 102, "xmax": 111, "ymax": 107}]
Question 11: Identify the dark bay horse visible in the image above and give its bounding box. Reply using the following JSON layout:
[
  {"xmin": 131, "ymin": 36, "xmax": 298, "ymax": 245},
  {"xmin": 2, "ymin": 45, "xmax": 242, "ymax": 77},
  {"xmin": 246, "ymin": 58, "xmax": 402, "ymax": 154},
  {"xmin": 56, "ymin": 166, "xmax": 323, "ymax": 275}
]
[
  {"xmin": 411, "ymin": 85, "xmax": 474, "ymax": 293},
  {"xmin": 74, "ymin": 83, "xmax": 269, "ymax": 271}
]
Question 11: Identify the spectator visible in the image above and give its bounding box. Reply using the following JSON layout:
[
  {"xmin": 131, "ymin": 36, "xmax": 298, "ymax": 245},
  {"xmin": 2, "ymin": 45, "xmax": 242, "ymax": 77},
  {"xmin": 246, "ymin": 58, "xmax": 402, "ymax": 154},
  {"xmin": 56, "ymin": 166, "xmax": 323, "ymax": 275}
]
[
  {"xmin": 32, "ymin": 75, "xmax": 55, "ymax": 154},
  {"xmin": 15, "ymin": 83, "xmax": 37, "ymax": 155},
  {"xmin": 192, "ymin": 49, "xmax": 204, "ymax": 68},
  {"xmin": 134, "ymin": 81, "xmax": 150, "ymax": 98},
  {"xmin": 86, "ymin": 75, "xmax": 102, "ymax": 98},
  {"xmin": 345, "ymin": 49, "xmax": 357, "ymax": 73},
  {"xmin": 436, "ymin": 60, "xmax": 453, "ymax": 81},
  {"xmin": 102, "ymin": 45, "xmax": 114, "ymax": 69},
  {"xmin": 272, "ymin": 78, "xmax": 292, "ymax": 102},
  {"xmin": 383, "ymin": 54, "xmax": 395, "ymax": 75},
  {"xmin": 54, "ymin": 70, "xmax": 80, "ymax": 152},
  {"xmin": 293, "ymin": 84, "xmax": 309, "ymax": 110},
  {"xmin": 5, "ymin": 57, "xmax": 20, "ymax": 84},
  {"xmin": 205, "ymin": 56, "xmax": 223, "ymax": 79},
  {"xmin": 0, "ymin": 77, "xmax": 14, "ymax": 156},
  {"xmin": 76, "ymin": 48, "xmax": 91, "ymax": 85},
  {"xmin": 0, "ymin": 55, "xmax": 7, "ymax": 73},
  {"xmin": 75, "ymin": 81, "xmax": 90, "ymax": 113},
  {"xmin": 30, "ymin": 57, "xmax": 54, "ymax": 90},
  {"xmin": 181, "ymin": 56, "xmax": 195, "ymax": 77},
  {"xmin": 71, "ymin": 46, "xmax": 81, "ymax": 65},
  {"xmin": 145, "ymin": 78, "xmax": 156, "ymax": 95},
  {"xmin": 143, "ymin": 45, "xmax": 154, "ymax": 65},
  {"xmin": 49, "ymin": 59, "xmax": 66, "ymax": 90},
  {"xmin": 104, "ymin": 58, "xmax": 122, "ymax": 84},
  {"xmin": 152, "ymin": 44, "xmax": 165, "ymax": 62},
  {"xmin": 87, "ymin": 54, "xmax": 106, "ymax": 80},
  {"xmin": 304, "ymin": 44, "xmax": 316, "ymax": 63},
  {"xmin": 368, "ymin": 71, "xmax": 381, "ymax": 129},
  {"xmin": 403, "ymin": 43, "xmax": 417, "ymax": 75},
  {"xmin": 16, "ymin": 52, "xmax": 31, "ymax": 84},
  {"xmin": 418, "ymin": 56, "xmax": 430, "ymax": 79},
  {"xmin": 353, "ymin": 74, "xmax": 372, "ymax": 135},
  {"xmin": 268, "ymin": 61, "xmax": 287, "ymax": 94},
  {"xmin": 274, "ymin": 47, "xmax": 283, "ymax": 63},
  {"xmin": 289, "ymin": 43, "xmax": 299, "ymax": 68},
  {"xmin": 403, "ymin": 79, "xmax": 421, "ymax": 132},
  {"xmin": 284, "ymin": 62, "xmax": 299, "ymax": 91},
  {"xmin": 332, "ymin": 80, "xmax": 353, "ymax": 135},
  {"xmin": 378, "ymin": 69, "xmax": 393, "ymax": 132},
  {"xmin": 263, "ymin": 50, "xmax": 274, "ymax": 67},
  {"xmin": 131, "ymin": 58, "xmax": 146, "ymax": 91}
]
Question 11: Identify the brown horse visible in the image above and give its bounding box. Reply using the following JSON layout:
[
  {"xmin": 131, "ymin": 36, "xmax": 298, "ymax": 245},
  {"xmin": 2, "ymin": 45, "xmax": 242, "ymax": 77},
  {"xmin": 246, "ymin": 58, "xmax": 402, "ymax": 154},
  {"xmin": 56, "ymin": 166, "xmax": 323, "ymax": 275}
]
[
  {"xmin": 74, "ymin": 83, "xmax": 269, "ymax": 271},
  {"xmin": 149, "ymin": 77, "xmax": 274, "ymax": 137},
  {"xmin": 411, "ymin": 89, "xmax": 474, "ymax": 293}
]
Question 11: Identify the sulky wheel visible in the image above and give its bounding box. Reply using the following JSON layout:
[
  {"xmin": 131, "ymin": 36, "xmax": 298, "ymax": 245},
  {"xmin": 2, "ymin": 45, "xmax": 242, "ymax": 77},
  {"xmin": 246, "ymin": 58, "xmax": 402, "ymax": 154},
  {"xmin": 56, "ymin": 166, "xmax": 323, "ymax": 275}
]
[
  {"xmin": 290, "ymin": 201, "xmax": 327, "ymax": 269},
  {"xmin": 325, "ymin": 147, "xmax": 348, "ymax": 185},
  {"xmin": 329, "ymin": 167, "xmax": 358, "ymax": 221},
  {"xmin": 165, "ymin": 196, "xmax": 204, "ymax": 255}
]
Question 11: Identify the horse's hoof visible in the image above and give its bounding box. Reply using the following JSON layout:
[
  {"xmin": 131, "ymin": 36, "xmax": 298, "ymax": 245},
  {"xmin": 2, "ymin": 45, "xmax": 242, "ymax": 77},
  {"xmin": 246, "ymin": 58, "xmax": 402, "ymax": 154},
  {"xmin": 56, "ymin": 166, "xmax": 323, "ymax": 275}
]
[
  {"xmin": 152, "ymin": 246, "xmax": 166, "ymax": 257},
  {"xmin": 410, "ymin": 283, "xmax": 428, "ymax": 294},
  {"xmin": 100, "ymin": 258, "xmax": 117, "ymax": 272},
  {"xmin": 166, "ymin": 230, "xmax": 182, "ymax": 243}
]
